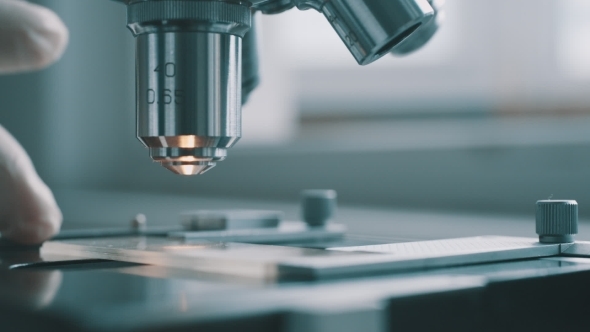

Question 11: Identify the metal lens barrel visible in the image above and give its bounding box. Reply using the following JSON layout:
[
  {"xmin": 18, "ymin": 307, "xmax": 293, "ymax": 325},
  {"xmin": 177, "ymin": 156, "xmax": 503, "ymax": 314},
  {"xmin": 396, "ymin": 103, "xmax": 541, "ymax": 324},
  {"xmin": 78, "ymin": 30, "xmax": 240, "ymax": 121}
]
[
  {"xmin": 297, "ymin": 0, "xmax": 434, "ymax": 65},
  {"xmin": 127, "ymin": 0, "xmax": 251, "ymax": 175}
]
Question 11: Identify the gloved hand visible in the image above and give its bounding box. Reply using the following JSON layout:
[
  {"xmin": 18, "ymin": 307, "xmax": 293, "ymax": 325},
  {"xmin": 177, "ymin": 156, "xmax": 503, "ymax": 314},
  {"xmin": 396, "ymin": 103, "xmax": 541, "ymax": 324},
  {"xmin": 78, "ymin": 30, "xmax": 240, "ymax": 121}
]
[{"xmin": 0, "ymin": 0, "xmax": 68, "ymax": 244}]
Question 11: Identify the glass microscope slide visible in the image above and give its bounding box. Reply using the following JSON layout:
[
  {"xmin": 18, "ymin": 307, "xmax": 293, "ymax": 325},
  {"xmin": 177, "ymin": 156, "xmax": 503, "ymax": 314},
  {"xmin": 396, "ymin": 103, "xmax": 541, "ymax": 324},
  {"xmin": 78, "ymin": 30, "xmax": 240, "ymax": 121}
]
[
  {"xmin": 41, "ymin": 236, "xmax": 563, "ymax": 280},
  {"xmin": 168, "ymin": 222, "xmax": 346, "ymax": 244}
]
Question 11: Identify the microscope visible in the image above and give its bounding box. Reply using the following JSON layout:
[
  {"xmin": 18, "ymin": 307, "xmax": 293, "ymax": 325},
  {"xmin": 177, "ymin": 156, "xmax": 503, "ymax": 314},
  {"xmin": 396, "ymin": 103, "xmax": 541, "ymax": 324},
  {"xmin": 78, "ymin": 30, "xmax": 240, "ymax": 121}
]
[{"xmin": 112, "ymin": 0, "xmax": 442, "ymax": 175}]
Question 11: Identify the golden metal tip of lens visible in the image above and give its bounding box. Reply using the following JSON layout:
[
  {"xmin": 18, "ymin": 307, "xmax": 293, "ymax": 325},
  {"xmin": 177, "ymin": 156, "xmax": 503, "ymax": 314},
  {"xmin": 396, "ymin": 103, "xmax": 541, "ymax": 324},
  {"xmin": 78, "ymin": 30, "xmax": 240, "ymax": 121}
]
[{"xmin": 162, "ymin": 163, "xmax": 215, "ymax": 175}]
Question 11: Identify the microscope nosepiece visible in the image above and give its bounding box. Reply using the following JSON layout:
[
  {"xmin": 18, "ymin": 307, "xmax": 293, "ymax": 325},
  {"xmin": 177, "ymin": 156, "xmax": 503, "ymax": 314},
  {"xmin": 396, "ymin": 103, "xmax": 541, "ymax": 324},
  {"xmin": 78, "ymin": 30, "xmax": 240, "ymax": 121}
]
[{"xmin": 127, "ymin": 0, "xmax": 250, "ymax": 175}]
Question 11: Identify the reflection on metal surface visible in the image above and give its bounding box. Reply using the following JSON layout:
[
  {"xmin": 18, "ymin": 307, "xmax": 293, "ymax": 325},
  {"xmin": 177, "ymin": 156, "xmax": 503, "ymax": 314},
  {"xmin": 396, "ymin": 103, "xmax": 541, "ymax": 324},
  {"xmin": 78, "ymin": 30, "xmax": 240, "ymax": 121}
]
[{"xmin": 0, "ymin": 270, "xmax": 62, "ymax": 308}]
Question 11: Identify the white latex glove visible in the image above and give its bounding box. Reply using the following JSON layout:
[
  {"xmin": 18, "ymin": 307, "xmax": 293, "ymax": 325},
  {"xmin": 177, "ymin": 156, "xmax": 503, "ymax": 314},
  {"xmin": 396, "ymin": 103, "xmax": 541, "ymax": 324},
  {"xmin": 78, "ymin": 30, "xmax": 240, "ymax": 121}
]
[{"xmin": 0, "ymin": 0, "xmax": 68, "ymax": 244}]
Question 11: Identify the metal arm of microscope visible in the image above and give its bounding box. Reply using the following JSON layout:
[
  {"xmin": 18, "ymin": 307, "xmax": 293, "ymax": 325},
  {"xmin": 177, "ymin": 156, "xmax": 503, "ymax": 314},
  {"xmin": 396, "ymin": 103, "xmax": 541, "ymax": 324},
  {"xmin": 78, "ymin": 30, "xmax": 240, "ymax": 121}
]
[{"xmin": 110, "ymin": 0, "xmax": 441, "ymax": 175}]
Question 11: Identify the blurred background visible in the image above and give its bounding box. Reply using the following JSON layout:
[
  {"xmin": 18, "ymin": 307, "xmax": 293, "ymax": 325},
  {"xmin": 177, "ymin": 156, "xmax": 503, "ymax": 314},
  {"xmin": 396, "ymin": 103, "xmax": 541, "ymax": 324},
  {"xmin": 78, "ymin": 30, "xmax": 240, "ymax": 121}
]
[{"xmin": 1, "ymin": 0, "xmax": 590, "ymax": 227}]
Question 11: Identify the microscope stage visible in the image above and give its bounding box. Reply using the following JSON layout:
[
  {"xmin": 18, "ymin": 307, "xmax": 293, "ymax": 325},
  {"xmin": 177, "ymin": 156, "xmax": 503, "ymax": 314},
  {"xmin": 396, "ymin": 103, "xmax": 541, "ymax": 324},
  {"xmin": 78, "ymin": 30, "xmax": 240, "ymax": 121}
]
[
  {"xmin": 41, "ymin": 235, "xmax": 566, "ymax": 281},
  {"xmin": 5, "ymin": 191, "xmax": 590, "ymax": 331}
]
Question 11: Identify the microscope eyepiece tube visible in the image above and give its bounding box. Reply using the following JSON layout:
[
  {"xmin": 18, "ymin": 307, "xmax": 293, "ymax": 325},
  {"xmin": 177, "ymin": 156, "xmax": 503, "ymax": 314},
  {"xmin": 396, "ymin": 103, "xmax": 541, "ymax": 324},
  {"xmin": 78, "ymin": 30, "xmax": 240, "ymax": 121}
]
[
  {"xmin": 391, "ymin": 0, "xmax": 444, "ymax": 56},
  {"xmin": 295, "ymin": 0, "xmax": 434, "ymax": 65},
  {"xmin": 126, "ymin": 0, "xmax": 250, "ymax": 175}
]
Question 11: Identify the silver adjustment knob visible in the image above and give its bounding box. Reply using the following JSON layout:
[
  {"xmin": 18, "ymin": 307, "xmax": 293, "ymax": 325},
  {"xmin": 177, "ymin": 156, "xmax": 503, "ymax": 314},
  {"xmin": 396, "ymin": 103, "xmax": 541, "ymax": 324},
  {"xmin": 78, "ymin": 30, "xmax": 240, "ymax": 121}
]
[
  {"xmin": 301, "ymin": 190, "xmax": 337, "ymax": 227},
  {"xmin": 131, "ymin": 213, "xmax": 147, "ymax": 232},
  {"xmin": 536, "ymin": 200, "xmax": 578, "ymax": 244}
]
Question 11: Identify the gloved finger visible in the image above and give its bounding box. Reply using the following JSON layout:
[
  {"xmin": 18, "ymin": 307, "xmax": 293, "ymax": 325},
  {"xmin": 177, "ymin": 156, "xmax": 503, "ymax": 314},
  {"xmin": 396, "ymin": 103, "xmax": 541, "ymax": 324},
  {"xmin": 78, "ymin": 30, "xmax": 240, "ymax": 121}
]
[
  {"xmin": 0, "ymin": 0, "xmax": 69, "ymax": 74},
  {"xmin": 0, "ymin": 125, "xmax": 62, "ymax": 244}
]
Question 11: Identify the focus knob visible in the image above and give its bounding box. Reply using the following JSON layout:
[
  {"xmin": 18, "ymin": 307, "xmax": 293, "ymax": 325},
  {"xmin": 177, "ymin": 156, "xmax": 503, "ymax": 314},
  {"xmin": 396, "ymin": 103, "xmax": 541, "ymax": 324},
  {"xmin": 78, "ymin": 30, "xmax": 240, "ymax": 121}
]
[
  {"xmin": 536, "ymin": 200, "xmax": 578, "ymax": 244},
  {"xmin": 301, "ymin": 190, "xmax": 337, "ymax": 227}
]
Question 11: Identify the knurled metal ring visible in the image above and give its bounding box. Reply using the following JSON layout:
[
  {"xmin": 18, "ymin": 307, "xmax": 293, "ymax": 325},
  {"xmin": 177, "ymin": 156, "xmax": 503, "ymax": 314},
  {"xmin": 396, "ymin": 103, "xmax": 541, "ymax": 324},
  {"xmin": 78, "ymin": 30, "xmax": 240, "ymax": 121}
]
[
  {"xmin": 149, "ymin": 147, "xmax": 227, "ymax": 160},
  {"xmin": 128, "ymin": 0, "xmax": 250, "ymax": 32}
]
